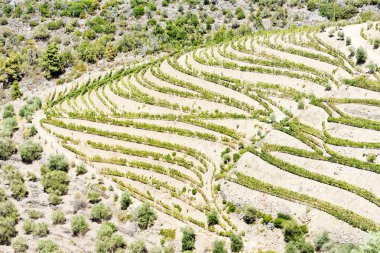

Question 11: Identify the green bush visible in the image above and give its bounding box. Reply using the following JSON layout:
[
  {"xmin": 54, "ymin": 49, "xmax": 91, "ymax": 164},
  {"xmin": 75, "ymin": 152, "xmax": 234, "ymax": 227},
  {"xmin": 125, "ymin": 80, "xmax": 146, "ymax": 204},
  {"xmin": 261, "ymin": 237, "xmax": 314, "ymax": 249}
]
[
  {"xmin": 2, "ymin": 104, "xmax": 14, "ymax": 119},
  {"xmin": 130, "ymin": 240, "xmax": 147, "ymax": 253},
  {"xmin": 11, "ymin": 237, "xmax": 28, "ymax": 253},
  {"xmin": 356, "ymin": 46, "xmax": 367, "ymax": 64},
  {"xmin": 181, "ymin": 226, "xmax": 196, "ymax": 252},
  {"xmin": 0, "ymin": 138, "xmax": 17, "ymax": 160},
  {"xmin": 90, "ymin": 203, "xmax": 112, "ymax": 222},
  {"xmin": 71, "ymin": 215, "xmax": 89, "ymax": 236},
  {"xmin": 120, "ymin": 191, "xmax": 132, "ymax": 210},
  {"xmin": 285, "ymin": 238, "xmax": 314, "ymax": 253},
  {"xmin": 0, "ymin": 200, "xmax": 19, "ymax": 245},
  {"xmin": 52, "ymin": 210, "xmax": 66, "ymax": 224},
  {"xmin": 134, "ymin": 202, "xmax": 157, "ymax": 229},
  {"xmin": 207, "ymin": 210, "xmax": 219, "ymax": 226},
  {"xmin": 87, "ymin": 190, "xmax": 101, "ymax": 204},
  {"xmin": 213, "ymin": 240, "xmax": 227, "ymax": 253},
  {"xmin": 19, "ymin": 141, "xmax": 43, "ymax": 163},
  {"xmin": 47, "ymin": 154, "xmax": 69, "ymax": 172},
  {"xmin": 242, "ymin": 205, "xmax": 258, "ymax": 224},
  {"xmin": 28, "ymin": 209, "xmax": 44, "ymax": 219},
  {"xmin": 32, "ymin": 222, "xmax": 49, "ymax": 237},
  {"xmin": 41, "ymin": 170, "xmax": 69, "ymax": 196},
  {"xmin": 37, "ymin": 240, "xmax": 60, "ymax": 253},
  {"xmin": 315, "ymin": 232, "xmax": 330, "ymax": 251},
  {"xmin": 76, "ymin": 163, "xmax": 87, "ymax": 175},
  {"xmin": 133, "ymin": 5, "xmax": 145, "ymax": 19},
  {"xmin": 96, "ymin": 222, "xmax": 126, "ymax": 253},
  {"xmin": 283, "ymin": 220, "xmax": 308, "ymax": 242},
  {"xmin": 23, "ymin": 219, "xmax": 33, "ymax": 234},
  {"xmin": 230, "ymin": 233, "xmax": 244, "ymax": 252}
]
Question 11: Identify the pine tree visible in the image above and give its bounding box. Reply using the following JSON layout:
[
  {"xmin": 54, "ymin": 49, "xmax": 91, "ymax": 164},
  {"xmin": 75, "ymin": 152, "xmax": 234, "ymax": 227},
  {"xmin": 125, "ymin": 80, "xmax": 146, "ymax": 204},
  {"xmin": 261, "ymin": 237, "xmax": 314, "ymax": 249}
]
[
  {"xmin": 41, "ymin": 42, "xmax": 63, "ymax": 79},
  {"xmin": 11, "ymin": 81, "xmax": 22, "ymax": 100}
]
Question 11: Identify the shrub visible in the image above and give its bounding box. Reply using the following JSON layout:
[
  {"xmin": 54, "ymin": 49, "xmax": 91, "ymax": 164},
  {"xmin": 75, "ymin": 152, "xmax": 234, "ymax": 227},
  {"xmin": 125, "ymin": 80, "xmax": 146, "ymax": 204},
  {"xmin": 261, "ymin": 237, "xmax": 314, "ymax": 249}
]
[
  {"xmin": 52, "ymin": 210, "xmax": 66, "ymax": 224},
  {"xmin": 76, "ymin": 163, "xmax": 87, "ymax": 175},
  {"xmin": 2, "ymin": 104, "xmax": 14, "ymax": 119},
  {"xmin": 285, "ymin": 238, "xmax": 314, "ymax": 253},
  {"xmin": 134, "ymin": 202, "xmax": 157, "ymax": 229},
  {"xmin": 207, "ymin": 209, "xmax": 219, "ymax": 226},
  {"xmin": 71, "ymin": 215, "xmax": 89, "ymax": 236},
  {"xmin": 24, "ymin": 125, "xmax": 38, "ymax": 139},
  {"xmin": 33, "ymin": 25, "xmax": 50, "ymax": 40},
  {"xmin": 283, "ymin": 220, "xmax": 308, "ymax": 242},
  {"xmin": 11, "ymin": 237, "xmax": 28, "ymax": 252},
  {"xmin": 213, "ymin": 240, "xmax": 227, "ymax": 253},
  {"xmin": 23, "ymin": 219, "xmax": 33, "ymax": 234},
  {"xmin": 133, "ymin": 5, "xmax": 145, "ymax": 19},
  {"xmin": 242, "ymin": 205, "xmax": 258, "ymax": 224},
  {"xmin": 120, "ymin": 191, "xmax": 132, "ymax": 210},
  {"xmin": 41, "ymin": 170, "xmax": 68, "ymax": 196},
  {"xmin": 356, "ymin": 46, "xmax": 367, "ymax": 64},
  {"xmin": 373, "ymin": 38, "xmax": 380, "ymax": 49},
  {"xmin": 262, "ymin": 214, "xmax": 273, "ymax": 224},
  {"xmin": 315, "ymin": 232, "xmax": 330, "ymax": 251},
  {"xmin": 88, "ymin": 190, "xmax": 101, "ymax": 204},
  {"xmin": 0, "ymin": 138, "xmax": 17, "ymax": 160},
  {"xmin": 96, "ymin": 222, "xmax": 126, "ymax": 253},
  {"xmin": 90, "ymin": 203, "xmax": 112, "ymax": 222},
  {"xmin": 37, "ymin": 240, "xmax": 60, "ymax": 253},
  {"xmin": 230, "ymin": 233, "xmax": 244, "ymax": 252},
  {"xmin": 32, "ymin": 222, "xmax": 49, "ymax": 237},
  {"xmin": 181, "ymin": 226, "xmax": 196, "ymax": 252},
  {"xmin": 0, "ymin": 200, "xmax": 18, "ymax": 245},
  {"xmin": 346, "ymin": 36, "xmax": 351, "ymax": 45},
  {"xmin": 19, "ymin": 141, "xmax": 43, "ymax": 163},
  {"xmin": 28, "ymin": 209, "xmax": 44, "ymax": 219},
  {"xmin": 130, "ymin": 240, "xmax": 147, "ymax": 253},
  {"xmin": 11, "ymin": 81, "xmax": 22, "ymax": 100},
  {"xmin": 47, "ymin": 154, "xmax": 69, "ymax": 172},
  {"xmin": 366, "ymin": 62, "xmax": 378, "ymax": 74}
]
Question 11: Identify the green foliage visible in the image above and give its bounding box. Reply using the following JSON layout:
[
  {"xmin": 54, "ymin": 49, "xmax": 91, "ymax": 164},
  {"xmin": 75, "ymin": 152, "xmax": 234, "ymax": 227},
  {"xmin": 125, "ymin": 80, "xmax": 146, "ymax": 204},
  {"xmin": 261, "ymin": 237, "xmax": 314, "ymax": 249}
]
[
  {"xmin": 207, "ymin": 209, "xmax": 219, "ymax": 226},
  {"xmin": 52, "ymin": 210, "xmax": 66, "ymax": 225},
  {"xmin": 285, "ymin": 238, "xmax": 314, "ymax": 253},
  {"xmin": 28, "ymin": 209, "xmax": 44, "ymax": 219},
  {"xmin": 130, "ymin": 240, "xmax": 147, "ymax": 253},
  {"xmin": 230, "ymin": 233, "xmax": 244, "ymax": 252},
  {"xmin": 11, "ymin": 237, "xmax": 28, "ymax": 253},
  {"xmin": 181, "ymin": 226, "xmax": 196, "ymax": 252},
  {"xmin": 134, "ymin": 202, "xmax": 157, "ymax": 229},
  {"xmin": 0, "ymin": 200, "xmax": 19, "ymax": 245},
  {"xmin": 76, "ymin": 163, "xmax": 87, "ymax": 175},
  {"xmin": 41, "ymin": 170, "xmax": 69, "ymax": 196},
  {"xmin": 71, "ymin": 215, "xmax": 89, "ymax": 236},
  {"xmin": 2, "ymin": 104, "xmax": 14, "ymax": 119},
  {"xmin": 315, "ymin": 232, "xmax": 330, "ymax": 251},
  {"xmin": 32, "ymin": 222, "xmax": 49, "ymax": 237},
  {"xmin": 0, "ymin": 52, "xmax": 23, "ymax": 85},
  {"xmin": 87, "ymin": 190, "xmax": 101, "ymax": 204},
  {"xmin": 133, "ymin": 5, "xmax": 145, "ymax": 18},
  {"xmin": 242, "ymin": 205, "xmax": 258, "ymax": 224},
  {"xmin": 90, "ymin": 203, "xmax": 112, "ymax": 222},
  {"xmin": 120, "ymin": 191, "xmax": 132, "ymax": 210},
  {"xmin": 11, "ymin": 81, "xmax": 22, "ymax": 100},
  {"xmin": 47, "ymin": 154, "xmax": 69, "ymax": 172},
  {"xmin": 96, "ymin": 222, "xmax": 126, "ymax": 253},
  {"xmin": 19, "ymin": 97, "xmax": 42, "ymax": 119},
  {"xmin": 213, "ymin": 240, "xmax": 227, "ymax": 253},
  {"xmin": 37, "ymin": 240, "xmax": 60, "ymax": 253},
  {"xmin": 41, "ymin": 42, "xmax": 64, "ymax": 78},
  {"xmin": 159, "ymin": 228, "xmax": 176, "ymax": 240},
  {"xmin": 19, "ymin": 141, "xmax": 43, "ymax": 163},
  {"xmin": 0, "ymin": 138, "xmax": 17, "ymax": 160},
  {"xmin": 283, "ymin": 220, "xmax": 308, "ymax": 242},
  {"xmin": 356, "ymin": 46, "xmax": 367, "ymax": 64}
]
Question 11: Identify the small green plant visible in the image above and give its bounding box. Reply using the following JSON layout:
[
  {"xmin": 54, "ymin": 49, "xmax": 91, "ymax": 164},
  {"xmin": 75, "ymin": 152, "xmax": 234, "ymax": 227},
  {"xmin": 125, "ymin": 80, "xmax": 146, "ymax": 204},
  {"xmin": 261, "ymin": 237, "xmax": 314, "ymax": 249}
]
[
  {"xmin": 87, "ymin": 190, "xmax": 101, "ymax": 204},
  {"xmin": 134, "ymin": 202, "xmax": 157, "ymax": 229},
  {"xmin": 207, "ymin": 210, "xmax": 219, "ymax": 226},
  {"xmin": 76, "ymin": 163, "xmax": 87, "ymax": 175},
  {"xmin": 90, "ymin": 203, "xmax": 112, "ymax": 222},
  {"xmin": 120, "ymin": 191, "xmax": 132, "ymax": 210},
  {"xmin": 11, "ymin": 237, "xmax": 28, "ymax": 253},
  {"xmin": 52, "ymin": 210, "xmax": 66, "ymax": 225},
  {"xmin": 19, "ymin": 141, "xmax": 43, "ymax": 163},
  {"xmin": 181, "ymin": 226, "xmax": 196, "ymax": 252},
  {"xmin": 230, "ymin": 233, "xmax": 244, "ymax": 252}
]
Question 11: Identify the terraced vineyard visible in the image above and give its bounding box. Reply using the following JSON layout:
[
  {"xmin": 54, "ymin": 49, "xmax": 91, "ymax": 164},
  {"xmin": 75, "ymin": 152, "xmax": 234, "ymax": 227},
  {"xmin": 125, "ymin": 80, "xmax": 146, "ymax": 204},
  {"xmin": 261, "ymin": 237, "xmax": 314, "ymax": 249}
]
[{"xmin": 42, "ymin": 23, "xmax": 380, "ymax": 251}]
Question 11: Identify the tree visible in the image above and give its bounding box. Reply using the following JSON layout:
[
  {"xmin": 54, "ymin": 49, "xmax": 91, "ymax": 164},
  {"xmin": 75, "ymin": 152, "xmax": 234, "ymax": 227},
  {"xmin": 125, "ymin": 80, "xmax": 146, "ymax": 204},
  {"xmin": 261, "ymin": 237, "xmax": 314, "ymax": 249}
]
[
  {"xmin": 356, "ymin": 46, "xmax": 367, "ymax": 64},
  {"xmin": 230, "ymin": 233, "xmax": 244, "ymax": 252},
  {"xmin": 213, "ymin": 240, "xmax": 227, "ymax": 253},
  {"xmin": 134, "ymin": 203, "xmax": 157, "ymax": 229},
  {"xmin": 11, "ymin": 81, "xmax": 22, "ymax": 100},
  {"xmin": 0, "ymin": 52, "xmax": 23, "ymax": 86},
  {"xmin": 181, "ymin": 226, "xmax": 196, "ymax": 252},
  {"xmin": 19, "ymin": 141, "xmax": 43, "ymax": 163},
  {"xmin": 120, "ymin": 191, "xmax": 132, "ymax": 210},
  {"xmin": 41, "ymin": 42, "xmax": 64, "ymax": 78}
]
